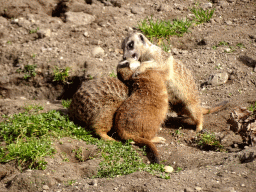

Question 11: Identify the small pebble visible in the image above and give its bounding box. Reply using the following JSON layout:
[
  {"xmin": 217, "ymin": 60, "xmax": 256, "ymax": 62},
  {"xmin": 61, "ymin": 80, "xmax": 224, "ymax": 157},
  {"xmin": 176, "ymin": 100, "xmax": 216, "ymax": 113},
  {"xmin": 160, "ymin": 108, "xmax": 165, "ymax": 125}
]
[{"xmin": 164, "ymin": 166, "xmax": 174, "ymax": 173}]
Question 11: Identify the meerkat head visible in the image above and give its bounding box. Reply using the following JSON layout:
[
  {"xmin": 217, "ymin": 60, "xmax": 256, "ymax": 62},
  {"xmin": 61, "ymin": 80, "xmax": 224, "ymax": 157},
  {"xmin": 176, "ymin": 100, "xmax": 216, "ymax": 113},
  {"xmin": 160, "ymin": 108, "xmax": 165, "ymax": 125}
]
[
  {"xmin": 121, "ymin": 32, "xmax": 152, "ymax": 62},
  {"xmin": 117, "ymin": 58, "xmax": 141, "ymax": 83}
]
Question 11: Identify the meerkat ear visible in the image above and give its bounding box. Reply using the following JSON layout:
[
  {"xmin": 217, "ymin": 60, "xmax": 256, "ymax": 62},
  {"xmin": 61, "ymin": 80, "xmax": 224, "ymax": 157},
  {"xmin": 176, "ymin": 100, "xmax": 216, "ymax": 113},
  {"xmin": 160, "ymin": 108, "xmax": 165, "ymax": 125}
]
[
  {"xmin": 121, "ymin": 37, "xmax": 127, "ymax": 50},
  {"xmin": 139, "ymin": 34, "xmax": 145, "ymax": 44}
]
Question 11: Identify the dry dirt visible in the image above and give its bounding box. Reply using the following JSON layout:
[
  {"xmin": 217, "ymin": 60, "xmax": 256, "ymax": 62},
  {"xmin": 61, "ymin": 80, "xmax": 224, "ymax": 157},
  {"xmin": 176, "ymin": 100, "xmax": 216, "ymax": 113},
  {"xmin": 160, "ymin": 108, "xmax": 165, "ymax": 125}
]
[{"xmin": 0, "ymin": 0, "xmax": 256, "ymax": 191}]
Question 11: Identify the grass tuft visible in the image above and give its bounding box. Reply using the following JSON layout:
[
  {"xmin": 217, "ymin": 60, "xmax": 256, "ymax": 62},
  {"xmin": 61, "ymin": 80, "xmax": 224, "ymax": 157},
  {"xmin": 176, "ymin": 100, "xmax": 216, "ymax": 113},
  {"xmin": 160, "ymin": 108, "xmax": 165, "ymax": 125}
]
[
  {"xmin": 191, "ymin": 6, "xmax": 215, "ymax": 24},
  {"xmin": 138, "ymin": 17, "xmax": 192, "ymax": 39},
  {"xmin": 193, "ymin": 132, "xmax": 224, "ymax": 152},
  {"xmin": 53, "ymin": 67, "xmax": 70, "ymax": 83},
  {"xmin": 61, "ymin": 99, "xmax": 72, "ymax": 109}
]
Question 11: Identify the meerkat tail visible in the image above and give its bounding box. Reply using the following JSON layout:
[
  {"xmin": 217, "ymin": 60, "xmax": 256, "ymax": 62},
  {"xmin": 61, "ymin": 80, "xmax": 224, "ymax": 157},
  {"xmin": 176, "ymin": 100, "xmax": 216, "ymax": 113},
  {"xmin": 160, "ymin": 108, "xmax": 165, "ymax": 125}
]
[
  {"xmin": 133, "ymin": 137, "xmax": 160, "ymax": 164},
  {"xmin": 201, "ymin": 100, "xmax": 229, "ymax": 115}
]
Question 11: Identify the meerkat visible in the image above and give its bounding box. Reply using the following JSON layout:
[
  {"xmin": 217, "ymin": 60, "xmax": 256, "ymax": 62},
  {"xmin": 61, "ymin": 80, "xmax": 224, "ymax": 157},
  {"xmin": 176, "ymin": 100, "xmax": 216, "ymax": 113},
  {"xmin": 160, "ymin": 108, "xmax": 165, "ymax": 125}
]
[
  {"xmin": 68, "ymin": 59, "xmax": 141, "ymax": 141},
  {"xmin": 114, "ymin": 58, "xmax": 170, "ymax": 164},
  {"xmin": 121, "ymin": 32, "xmax": 228, "ymax": 132}
]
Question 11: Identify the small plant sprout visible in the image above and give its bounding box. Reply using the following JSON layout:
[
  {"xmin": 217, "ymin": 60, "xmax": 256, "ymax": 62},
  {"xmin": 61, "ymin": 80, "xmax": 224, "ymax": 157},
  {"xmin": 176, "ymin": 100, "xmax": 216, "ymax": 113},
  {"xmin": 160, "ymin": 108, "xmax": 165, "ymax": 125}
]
[
  {"xmin": 215, "ymin": 64, "xmax": 222, "ymax": 70},
  {"xmin": 248, "ymin": 102, "xmax": 256, "ymax": 112},
  {"xmin": 176, "ymin": 167, "xmax": 182, "ymax": 172},
  {"xmin": 67, "ymin": 180, "xmax": 76, "ymax": 186},
  {"xmin": 73, "ymin": 147, "xmax": 84, "ymax": 162},
  {"xmin": 61, "ymin": 99, "xmax": 72, "ymax": 109},
  {"xmin": 109, "ymin": 71, "xmax": 117, "ymax": 78},
  {"xmin": 88, "ymin": 75, "xmax": 94, "ymax": 80},
  {"xmin": 29, "ymin": 27, "xmax": 39, "ymax": 34},
  {"xmin": 236, "ymin": 43, "xmax": 245, "ymax": 49},
  {"xmin": 53, "ymin": 66, "xmax": 71, "ymax": 83},
  {"xmin": 212, "ymin": 45, "xmax": 217, "ymax": 50},
  {"xmin": 23, "ymin": 64, "xmax": 37, "ymax": 80}
]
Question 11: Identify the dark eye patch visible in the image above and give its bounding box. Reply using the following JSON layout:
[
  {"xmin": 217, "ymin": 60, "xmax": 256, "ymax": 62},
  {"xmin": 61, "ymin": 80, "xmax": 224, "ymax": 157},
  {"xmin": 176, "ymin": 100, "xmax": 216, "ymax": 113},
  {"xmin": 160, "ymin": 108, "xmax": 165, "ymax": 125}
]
[{"xmin": 127, "ymin": 41, "xmax": 134, "ymax": 50}]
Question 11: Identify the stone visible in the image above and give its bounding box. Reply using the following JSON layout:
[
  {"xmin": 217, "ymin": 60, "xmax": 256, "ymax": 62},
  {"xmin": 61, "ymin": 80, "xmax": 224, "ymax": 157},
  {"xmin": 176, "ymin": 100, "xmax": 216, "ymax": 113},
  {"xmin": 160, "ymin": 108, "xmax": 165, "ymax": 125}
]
[
  {"xmin": 208, "ymin": 72, "xmax": 229, "ymax": 86},
  {"xmin": 218, "ymin": 1, "xmax": 229, "ymax": 8},
  {"xmin": 37, "ymin": 29, "xmax": 51, "ymax": 38},
  {"xmin": 173, "ymin": 3, "xmax": 184, "ymax": 10},
  {"xmin": 131, "ymin": 7, "xmax": 145, "ymax": 14},
  {"xmin": 92, "ymin": 47, "xmax": 104, "ymax": 58},
  {"xmin": 224, "ymin": 47, "xmax": 231, "ymax": 52},
  {"xmin": 225, "ymin": 20, "xmax": 233, "ymax": 25},
  {"xmin": 0, "ymin": 76, "xmax": 10, "ymax": 84},
  {"xmin": 89, "ymin": 179, "xmax": 97, "ymax": 186},
  {"xmin": 201, "ymin": 3, "xmax": 213, "ymax": 10},
  {"xmin": 65, "ymin": 12, "xmax": 95, "ymax": 26},
  {"xmin": 164, "ymin": 166, "xmax": 174, "ymax": 173},
  {"xmin": 222, "ymin": 187, "xmax": 236, "ymax": 192},
  {"xmin": 172, "ymin": 48, "xmax": 179, "ymax": 55},
  {"xmin": 83, "ymin": 31, "xmax": 89, "ymax": 37},
  {"xmin": 42, "ymin": 185, "xmax": 49, "ymax": 190},
  {"xmin": 184, "ymin": 187, "xmax": 194, "ymax": 192}
]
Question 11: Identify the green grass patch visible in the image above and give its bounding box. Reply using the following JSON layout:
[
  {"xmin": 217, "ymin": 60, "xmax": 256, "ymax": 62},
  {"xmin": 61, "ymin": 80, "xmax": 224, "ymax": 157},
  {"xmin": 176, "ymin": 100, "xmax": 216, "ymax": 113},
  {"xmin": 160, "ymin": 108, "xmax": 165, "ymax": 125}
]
[
  {"xmin": 194, "ymin": 132, "xmax": 224, "ymax": 152},
  {"xmin": 138, "ymin": 17, "xmax": 192, "ymax": 39},
  {"xmin": 53, "ymin": 67, "xmax": 70, "ymax": 83},
  {"xmin": 0, "ymin": 109, "xmax": 170, "ymax": 178},
  {"xmin": 96, "ymin": 140, "xmax": 169, "ymax": 179},
  {"xmin": 190, "ymin": 6, "xmax": 215, "ymax": 24},
  {"xmin": 137, "ymin": 5, "xmax": 215, "ymax": 42}
]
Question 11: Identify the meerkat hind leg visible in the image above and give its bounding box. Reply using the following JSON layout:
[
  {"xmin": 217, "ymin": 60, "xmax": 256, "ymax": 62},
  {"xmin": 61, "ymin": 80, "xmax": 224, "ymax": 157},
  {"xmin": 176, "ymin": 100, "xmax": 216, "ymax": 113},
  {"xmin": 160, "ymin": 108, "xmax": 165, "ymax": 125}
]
[
  {"xmin": 182, "ymin": 104, "xmax": 204, "ymax": 132},
  {"xmin": 93, "ymin": 110, "xmax": 118, "ymax": 141},
  {"xmin": 95, "ymin": 130, "xmax": 116, "ymax": 141}
]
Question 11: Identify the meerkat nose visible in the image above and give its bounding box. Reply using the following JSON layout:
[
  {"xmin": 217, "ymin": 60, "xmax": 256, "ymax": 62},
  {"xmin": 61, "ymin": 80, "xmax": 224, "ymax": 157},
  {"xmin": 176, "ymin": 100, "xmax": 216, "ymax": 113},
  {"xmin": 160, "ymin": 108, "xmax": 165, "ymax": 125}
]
[{"xmin": 123, "ymin": 56, "xmax": 126, "ymax": 60}]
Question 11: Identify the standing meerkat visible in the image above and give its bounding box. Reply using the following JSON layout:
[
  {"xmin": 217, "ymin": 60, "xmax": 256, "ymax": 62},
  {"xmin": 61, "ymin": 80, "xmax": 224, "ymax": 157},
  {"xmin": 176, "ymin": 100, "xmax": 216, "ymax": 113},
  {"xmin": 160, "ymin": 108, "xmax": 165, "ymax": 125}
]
[
  {"xmin": 121, "ymin": 32, "xmax": 228, "ymax": 132},
  {"xmin": 68, "ymin": 59, "xmax": 141, "ymax": 141},
  {"xmin": 114, "ymin": 58, "xmax": 170, "ymax": 164}
]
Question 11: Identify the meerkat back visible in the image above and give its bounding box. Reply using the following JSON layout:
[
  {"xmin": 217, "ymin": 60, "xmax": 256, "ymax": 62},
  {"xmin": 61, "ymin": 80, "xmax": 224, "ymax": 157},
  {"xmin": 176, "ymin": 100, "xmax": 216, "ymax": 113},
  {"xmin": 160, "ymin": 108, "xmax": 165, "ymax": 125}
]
[
  {"xmin": 69, "ymin": 60, "xmax": 139, "ymax": 141},
  {"xmin": 114, "ymin": 59, "xmax": 169, "ymax": 163}
]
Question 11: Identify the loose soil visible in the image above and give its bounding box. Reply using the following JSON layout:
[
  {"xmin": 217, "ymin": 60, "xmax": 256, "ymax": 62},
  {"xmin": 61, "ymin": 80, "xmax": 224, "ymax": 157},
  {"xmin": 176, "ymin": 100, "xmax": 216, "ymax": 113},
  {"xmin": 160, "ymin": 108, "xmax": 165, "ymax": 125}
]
[{"xmin": 0, "ymin": 0, "xmax": 256, "ymax": 191}]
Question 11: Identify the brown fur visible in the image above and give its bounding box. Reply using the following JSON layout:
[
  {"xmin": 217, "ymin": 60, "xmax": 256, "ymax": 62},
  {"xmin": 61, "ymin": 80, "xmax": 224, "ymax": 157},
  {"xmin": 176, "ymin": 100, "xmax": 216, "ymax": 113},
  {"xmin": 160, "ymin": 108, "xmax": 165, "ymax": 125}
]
[
  {"xmin": 69, "ymin": 60, "xmax": 139, "ymax": 141},
  {"xmin": 114, "ymin": 58, "xmax": 169, "ymax": 164},
  {"xmin": 122, "ymin": 32, "xmax": 228, "ymax": 132}
]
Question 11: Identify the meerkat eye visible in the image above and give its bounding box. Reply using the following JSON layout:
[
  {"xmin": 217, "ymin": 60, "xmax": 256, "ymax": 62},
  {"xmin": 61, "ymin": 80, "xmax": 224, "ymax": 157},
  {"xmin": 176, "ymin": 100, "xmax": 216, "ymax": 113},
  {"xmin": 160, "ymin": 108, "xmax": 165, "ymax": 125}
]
[
  {"xmin": 139, "ymin": 34, "xmax": 145, "ymax": 44},
  {"xmin": 127, "ymin": 41, "xmax": 134, "ymax": 50}
]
